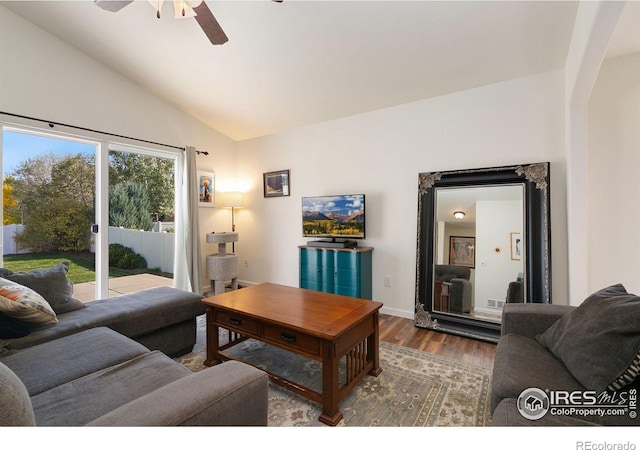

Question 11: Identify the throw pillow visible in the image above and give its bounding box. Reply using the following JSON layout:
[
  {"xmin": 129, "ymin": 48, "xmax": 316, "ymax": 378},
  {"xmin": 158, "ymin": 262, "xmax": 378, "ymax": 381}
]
[
  {"xmin": 7, "ymin": 262, "xmax": 85, "ymax": 315},
  {"xmin": 536, "ymin": 284, "xmax": 640, "ymax": 393},
  {"xmin": 0, "ymin": 277, "xmax": 58, "ymax": 325},
  {"xmin": 0, "ymin": 312, "xmax": 34, "ymax": 339}
]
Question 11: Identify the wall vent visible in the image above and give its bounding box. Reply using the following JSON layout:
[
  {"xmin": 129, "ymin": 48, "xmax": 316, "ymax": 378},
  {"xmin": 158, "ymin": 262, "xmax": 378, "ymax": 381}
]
[{"xmin": 487, "ymin": 299, "xmax": 505, "ymax": 309}]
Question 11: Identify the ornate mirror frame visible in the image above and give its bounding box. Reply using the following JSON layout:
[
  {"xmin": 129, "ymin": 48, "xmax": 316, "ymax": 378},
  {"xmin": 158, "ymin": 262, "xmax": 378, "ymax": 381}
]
[{"xmin": 415, "ymin": 163, "xmax": 551, "ymax": 342}]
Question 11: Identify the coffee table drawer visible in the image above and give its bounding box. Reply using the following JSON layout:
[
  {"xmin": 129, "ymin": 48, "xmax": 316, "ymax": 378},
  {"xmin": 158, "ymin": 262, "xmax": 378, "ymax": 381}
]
[
  {"xmin": 214, "ymin": 310, "xmax": 259, "ymax": 335},
  {"xmin": 263, "ymin": 324, "xmax": 321, "ymax": 357}
]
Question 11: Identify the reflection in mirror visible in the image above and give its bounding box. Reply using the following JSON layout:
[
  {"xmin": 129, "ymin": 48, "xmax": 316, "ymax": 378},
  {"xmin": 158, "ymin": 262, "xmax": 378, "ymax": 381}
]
[
  {"xmin": 433, "ymin": 185, "xmax": 524, "ymax": 324},
  {"xmin": 415, "ymin": 163, "xmax": 551, "ymax": 342}
]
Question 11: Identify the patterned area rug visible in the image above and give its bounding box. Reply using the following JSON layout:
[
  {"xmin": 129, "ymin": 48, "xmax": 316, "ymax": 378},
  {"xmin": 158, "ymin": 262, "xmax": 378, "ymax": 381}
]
[{"xmin": 178, "ymin": 315, "xmax": 492, "ymax": 427}]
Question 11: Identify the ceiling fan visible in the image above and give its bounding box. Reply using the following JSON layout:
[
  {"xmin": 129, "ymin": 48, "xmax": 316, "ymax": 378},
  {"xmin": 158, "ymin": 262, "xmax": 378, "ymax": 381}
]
[{"xmin": 94, "ymin": 0, "xmax": 282, "ymax": 46}]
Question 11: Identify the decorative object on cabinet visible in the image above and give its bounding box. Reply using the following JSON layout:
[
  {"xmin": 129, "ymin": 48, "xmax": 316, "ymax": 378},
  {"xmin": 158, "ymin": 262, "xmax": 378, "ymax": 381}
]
[
  {"xmin": 299, "ymin": 245, "xmax": 373, "ymax": 300},
  {"xmin": 206, "ymin": 232, "xmax": 238, "ymax": 295},
  {"xmin": 302, "ymin": 194, "xmax": 365, "ymax": 240},
  {"xmin": 263, "ymin": 169, "xmax": 290, "ymax": 198},
  {"xmin": 198, "ymin": 171, "xmax": 215, "ymax": 207}
]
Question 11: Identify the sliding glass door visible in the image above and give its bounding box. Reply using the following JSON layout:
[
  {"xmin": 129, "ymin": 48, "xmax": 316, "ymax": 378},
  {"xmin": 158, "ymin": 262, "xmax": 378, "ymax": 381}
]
[
  {"xmin": 1, "ymin": 125, "xmax": 179, "ymax": 301},
  {"xmin": 1, "ymin": 127, "xmax": 99, "ymax": 301},
  {"xmin": 106, "ymin": 145, "xmax": 176, "ymax": 297}
]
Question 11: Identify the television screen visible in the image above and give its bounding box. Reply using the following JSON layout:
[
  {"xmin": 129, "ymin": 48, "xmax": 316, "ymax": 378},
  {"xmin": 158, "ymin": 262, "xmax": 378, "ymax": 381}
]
[{"xmin": 302, "ymin": 194, "xmax": 365, "ymax": 239}]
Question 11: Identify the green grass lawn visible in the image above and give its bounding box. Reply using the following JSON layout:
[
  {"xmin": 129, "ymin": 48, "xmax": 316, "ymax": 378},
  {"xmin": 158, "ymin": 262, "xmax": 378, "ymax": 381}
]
[{"xmin": 2, "ymin": 252, "xmax": 159, "ymax": 285}]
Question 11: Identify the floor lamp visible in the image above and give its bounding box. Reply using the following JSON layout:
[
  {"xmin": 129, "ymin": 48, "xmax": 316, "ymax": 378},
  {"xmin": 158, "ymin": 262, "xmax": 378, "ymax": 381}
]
[{"xmin": 220, "ymin": 191, "xmax": 244, "ymax": 253}]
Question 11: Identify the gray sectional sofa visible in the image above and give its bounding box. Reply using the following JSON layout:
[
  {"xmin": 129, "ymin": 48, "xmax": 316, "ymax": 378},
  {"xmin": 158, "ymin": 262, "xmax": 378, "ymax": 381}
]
[
  {"xmin": 0, "ymin": 263, "xmax": 269, "ymax": 426},
  {"xmin": 491, "ymin": 284, "xmax": 640, "ymax": 426},
  {"xmin": 1, "ymin": 327, "xmax": 268, "ymax": 426}
]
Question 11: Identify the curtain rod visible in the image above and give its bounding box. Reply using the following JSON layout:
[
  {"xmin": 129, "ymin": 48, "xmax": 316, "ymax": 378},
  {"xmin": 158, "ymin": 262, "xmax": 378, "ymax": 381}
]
[{"xmin": 0, "ymin": 111, "xmax": 209, "ymax": 155}]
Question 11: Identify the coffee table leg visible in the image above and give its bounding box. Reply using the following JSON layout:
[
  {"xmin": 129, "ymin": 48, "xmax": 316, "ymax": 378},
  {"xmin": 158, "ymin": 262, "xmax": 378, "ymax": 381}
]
[
  {"xmin": 319, "ymin": 341, "xmax": 343, "ymax": 426},
  {"xmin": 204, "ymin": 307, "xmax": 220, "ymax": 366},
  {"xmin": 368, "ymin": 311, "xmax": 382, "ymax": 376}
]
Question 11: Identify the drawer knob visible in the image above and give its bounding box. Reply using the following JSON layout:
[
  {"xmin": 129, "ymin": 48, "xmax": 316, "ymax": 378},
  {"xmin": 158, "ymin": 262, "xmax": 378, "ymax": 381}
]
[
  {"xmin": 280, "ymin": 332, "xmax": 297, "ymax": 343},
  {"xmin": 229, "ymin": 317, "xmax": 242, "ymax": 325}
]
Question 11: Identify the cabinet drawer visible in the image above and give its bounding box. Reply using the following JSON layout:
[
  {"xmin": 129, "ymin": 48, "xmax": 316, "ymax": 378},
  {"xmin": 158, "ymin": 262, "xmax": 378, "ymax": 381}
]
[
  {"xmin": 263, "ymin": 324, "xmax": 321, "ymax": 357},
  {"xmin": 214, "ymin": 310, "xmax": 259, "ymax": 335}
]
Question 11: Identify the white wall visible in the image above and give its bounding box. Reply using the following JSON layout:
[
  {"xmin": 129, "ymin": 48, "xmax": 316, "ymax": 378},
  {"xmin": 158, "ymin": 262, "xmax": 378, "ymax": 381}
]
[
  {"xmin": 588, "ymin": 52, "xmax": 640, "ymax": 294},
  {"xmin": 236, "ymin": 70, "xmax": 569, "ymax": 318},
  {"xmin": 0, "ymin": 5, "xmax": 575, "ymax": 316},
  {"xmin": 0, "ymin": 6, "xmax": 237, "ymax": 285},
  {"xmin": 475, "ymin": 200, "xmax": 523, "ymax": 309}
]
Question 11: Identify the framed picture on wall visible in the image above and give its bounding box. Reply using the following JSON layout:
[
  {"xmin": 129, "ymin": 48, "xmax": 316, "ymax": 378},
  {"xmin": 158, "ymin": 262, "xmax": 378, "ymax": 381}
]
[
  {"xmin": 449, "ymin": 236, "xmax": 475, "ymax": 268},
  {"xmin": 263, "ymin": 169, "xmax": 290, "ymax": 198},
  {"xmin": 510, "ymin": 232, "xmax": 522, "ymax": 261},
  {"xmin": 198, "ymin": 171, "xmax": 215, "ymax": 207}
]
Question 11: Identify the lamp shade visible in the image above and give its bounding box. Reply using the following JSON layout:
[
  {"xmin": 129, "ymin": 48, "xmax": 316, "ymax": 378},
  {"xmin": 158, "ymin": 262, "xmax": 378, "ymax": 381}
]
[{"xmin": 219, "ymin": 191, "xmax": 244, "ymax": 208}]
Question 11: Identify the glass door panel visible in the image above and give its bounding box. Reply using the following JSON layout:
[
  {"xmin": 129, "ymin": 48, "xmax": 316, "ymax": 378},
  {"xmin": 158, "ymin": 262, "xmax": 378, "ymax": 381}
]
[
  {"xmin": 106, "ymin": 148, "xmax": 176, "ymax": 297},
  {"xmin": 1, "ymin": 128, "xmax": 99, "ymax": 302}
]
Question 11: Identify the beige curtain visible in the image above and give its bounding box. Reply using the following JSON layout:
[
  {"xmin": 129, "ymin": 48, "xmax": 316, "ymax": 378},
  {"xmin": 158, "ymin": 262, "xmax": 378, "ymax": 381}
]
[{"xmin": 174, "ymin": 146, "xmax": 202, "ymax": 294}]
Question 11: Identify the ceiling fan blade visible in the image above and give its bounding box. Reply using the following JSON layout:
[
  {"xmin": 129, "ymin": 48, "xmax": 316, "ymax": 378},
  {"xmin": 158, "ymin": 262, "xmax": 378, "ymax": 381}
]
[
  {"xmin": 192, "ymin": 2, "xmax": 228, "ymax": 46},
  {"xmin": 94, "ymin": 0, "xmax": 134, "ymax": 12}
]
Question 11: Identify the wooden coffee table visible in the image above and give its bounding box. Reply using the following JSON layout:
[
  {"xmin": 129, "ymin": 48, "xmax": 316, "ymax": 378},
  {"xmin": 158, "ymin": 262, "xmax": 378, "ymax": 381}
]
[{"xmin": 203, "ymin": 282, "xmax": 383, "ymax": 426}]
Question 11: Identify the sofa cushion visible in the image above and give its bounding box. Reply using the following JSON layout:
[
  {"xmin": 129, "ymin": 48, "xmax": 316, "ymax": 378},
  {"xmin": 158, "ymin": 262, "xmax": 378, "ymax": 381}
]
[
  {"xmin": 0, "ymin": 286, "xmax": 204, "ymax": 353},
  {"xmin": 0, "ymin": 361, "xmax": 36, "ymax": 426},
  {"xmin": 491, "ymin": 333, "xmax": 584, "ymax": 413},
  {"xmin": 536, "ymin": 284, "xmax": 640, "ymax": 393},
  {"xmin": 435, "ymin": 264, "xmax": 470, "ymax": 282},
  {"xmin": 0, "ymin": 277, "xmax": 57, "ymax": 325},
  {"xmin": 31, "ymin": 350, "xmax": 190, "ymax": 426},
  {"xmin": 6, "ymin": 262, "xmax": 86, "ymax": 315},
  {"xmin": 0, "ymin": 327, "xmax": 149, "ymax": 396},
  {"xmin": 0, "ymin": 312, "xmax": 34, "ymax": 339}
]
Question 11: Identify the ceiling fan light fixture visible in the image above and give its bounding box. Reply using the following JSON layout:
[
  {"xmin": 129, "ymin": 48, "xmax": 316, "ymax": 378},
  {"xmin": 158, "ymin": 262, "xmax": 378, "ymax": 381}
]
[
  {"xmin": 146, "ymin": 0, "xmax": 165, "ymax": 18},
  {"xmin": 173, "ymin": 1, "xmax": 197, "ymax": 19}
]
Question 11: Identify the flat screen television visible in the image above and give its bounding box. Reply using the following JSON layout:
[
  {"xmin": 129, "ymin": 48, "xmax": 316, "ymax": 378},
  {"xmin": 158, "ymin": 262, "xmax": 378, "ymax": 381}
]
[{"xmin": 302, "ymin": 194, "xmax": 365, "ymax": 240}]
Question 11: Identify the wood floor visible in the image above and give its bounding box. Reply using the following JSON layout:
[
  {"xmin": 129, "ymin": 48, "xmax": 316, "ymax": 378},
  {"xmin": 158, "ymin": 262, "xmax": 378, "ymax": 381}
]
[{"xmin": 379, "ymin": 314, "xmax": 497, "ymax": 370}]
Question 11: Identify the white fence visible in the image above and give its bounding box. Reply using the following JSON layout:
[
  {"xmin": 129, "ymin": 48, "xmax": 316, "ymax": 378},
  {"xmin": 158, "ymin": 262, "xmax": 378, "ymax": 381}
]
[
  {"xmin": 108, "ymin": 226, "xmax": 175, "ymax": 273},
  {"xmin": 2, "ymin": 224, "xmax": 29, "ymax": 255},
  {"xmin": 2, "ymin": 224, "xmax": 175, "ymax": 274}
]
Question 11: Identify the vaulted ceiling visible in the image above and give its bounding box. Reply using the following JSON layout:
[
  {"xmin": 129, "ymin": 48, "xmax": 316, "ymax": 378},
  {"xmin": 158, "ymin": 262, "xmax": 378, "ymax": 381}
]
[{"xmin": 3, "ymin": 1, "xmax": 639, "ymax": 141}]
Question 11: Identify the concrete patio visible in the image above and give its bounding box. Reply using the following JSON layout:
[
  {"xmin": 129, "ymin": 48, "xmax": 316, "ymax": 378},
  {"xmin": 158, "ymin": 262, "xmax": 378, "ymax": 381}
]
[{"xmin": 73, "ymin": 273, "xmax": 173, "ymax": 302}]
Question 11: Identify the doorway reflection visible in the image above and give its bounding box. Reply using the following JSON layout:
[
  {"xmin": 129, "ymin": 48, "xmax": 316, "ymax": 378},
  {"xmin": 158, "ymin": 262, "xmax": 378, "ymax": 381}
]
[{"xmin": 433, "ymin": 185, "xmax": 524, "ymax": 324}]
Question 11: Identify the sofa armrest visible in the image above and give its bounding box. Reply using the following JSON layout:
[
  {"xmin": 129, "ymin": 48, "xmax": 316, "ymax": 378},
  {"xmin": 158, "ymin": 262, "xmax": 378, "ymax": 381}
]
[
  {"xmin": 501, "ymin": 303, "xmax": 575, "ymax": 339},
  {"xmin": 86, "ymin": 361, "xmax": 268, "ymax": 426}
]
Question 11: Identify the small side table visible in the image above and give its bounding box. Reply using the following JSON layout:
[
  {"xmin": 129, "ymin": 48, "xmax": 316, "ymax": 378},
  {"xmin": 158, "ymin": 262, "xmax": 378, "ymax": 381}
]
[
  {"xmin": 434, "ymin": 280, "xmax": 451, "ymax": 312},
  {"xmin": 206, "ymin": 232, "xmax": 238, "ymax": 295}
]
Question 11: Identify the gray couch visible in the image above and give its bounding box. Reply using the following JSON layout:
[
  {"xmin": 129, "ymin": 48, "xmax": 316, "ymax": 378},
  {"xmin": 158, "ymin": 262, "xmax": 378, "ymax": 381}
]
[
  {"xmin": 0, "ymin": 326, "xmax": 269, "ymax": 426},
  {"xmin": 435, "ymin": 264, "xmax": 473, "ymax": 313},
  {"xmin": 491, "ymin": 287, "xmax": 640, "ymax": 426},
  {"xmin": 0, "ymin": 286, "xmax": 207, "ymax": 357},
  {"xmin": 0, "ymin": 264, "xmax": 269, "ymax": 426}
]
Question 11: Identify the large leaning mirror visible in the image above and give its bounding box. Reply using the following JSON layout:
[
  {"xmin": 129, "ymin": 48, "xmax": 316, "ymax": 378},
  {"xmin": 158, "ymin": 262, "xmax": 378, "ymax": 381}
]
[{"xmin": 415, "ymin": 163, "xmax": 551, "ymax": 342}]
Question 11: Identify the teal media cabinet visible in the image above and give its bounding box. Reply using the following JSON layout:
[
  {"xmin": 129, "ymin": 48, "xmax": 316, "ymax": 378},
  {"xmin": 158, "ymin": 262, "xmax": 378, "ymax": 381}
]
[{"xmin": 298, "ymin": 245, "xmax": 373, "ymax": 300}]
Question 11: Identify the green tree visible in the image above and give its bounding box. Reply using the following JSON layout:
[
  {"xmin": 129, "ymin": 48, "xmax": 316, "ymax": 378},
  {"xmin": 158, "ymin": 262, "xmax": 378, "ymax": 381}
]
[
  {"xmin": 9, "ymin": 154, "xmax": 95, "ymax": 252},
  {"xmin": 109, "ymin": 152, "xmax": 174, "ymax": 220},
  {"xmin": 109, "ymin": 181, "xmax": 154, "ymax": 231},
  {"xmin": 50, "ymin": 154, "xmax": 95, "ymax": 207},
  {"xmin": 9, "ymin": 152, "xmax": 58, "ymax": 215},
  {"xmin": 3, "ymin": 176, "xmax": 21, "ymax": 225},
  {"xmin": 15, "ymin": 197, "xmax": 93, "ymax": 252}
]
